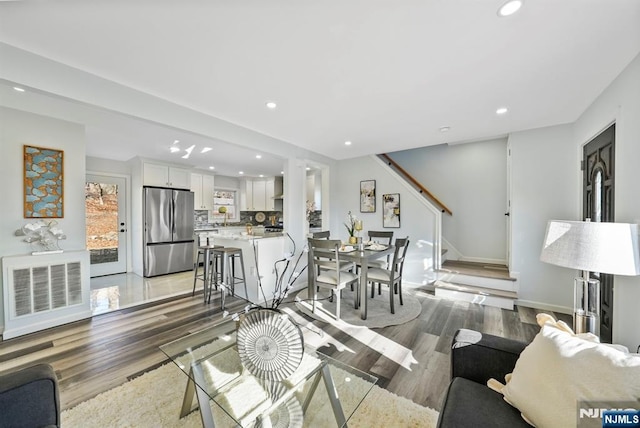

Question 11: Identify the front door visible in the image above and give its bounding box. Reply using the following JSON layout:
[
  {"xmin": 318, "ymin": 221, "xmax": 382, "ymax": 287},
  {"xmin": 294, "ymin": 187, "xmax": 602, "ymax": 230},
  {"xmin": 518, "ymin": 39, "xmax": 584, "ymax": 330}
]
[
  {"xmin": 582, "ymin": 124, "xmax": 615, "ymax": 343},
  {"xmin": 86, "ymin": 175, "xmax": 127, "ymax": 277}
]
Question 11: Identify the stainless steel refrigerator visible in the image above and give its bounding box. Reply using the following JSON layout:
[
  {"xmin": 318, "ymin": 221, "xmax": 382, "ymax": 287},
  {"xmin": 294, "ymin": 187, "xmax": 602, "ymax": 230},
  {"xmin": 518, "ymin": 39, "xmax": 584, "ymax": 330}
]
[{"xmin": 143, "ymin": 187, "xmax": 194, "ymax": 277}]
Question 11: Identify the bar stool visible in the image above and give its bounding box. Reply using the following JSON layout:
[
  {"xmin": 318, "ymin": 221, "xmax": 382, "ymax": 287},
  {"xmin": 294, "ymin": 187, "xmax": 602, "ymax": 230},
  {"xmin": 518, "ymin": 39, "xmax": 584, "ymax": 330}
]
[
  {"xmin": 210, "ymin": 247, "xmax": 248, "ymax": 308},
  {"xmin": 193, "ymin": 245, "xmax": 223, "ymax": 302}
]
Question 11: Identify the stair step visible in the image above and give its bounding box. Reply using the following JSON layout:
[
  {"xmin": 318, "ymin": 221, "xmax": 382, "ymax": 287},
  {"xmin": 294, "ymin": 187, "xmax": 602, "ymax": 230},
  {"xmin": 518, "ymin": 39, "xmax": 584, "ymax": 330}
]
[
  {"xmin": 434, "ymin": 280, "xmax": 517, "ymax": 310},
  {"xmin": 439, "ymin": 260, "xmax": 515, "ymax": 281}
]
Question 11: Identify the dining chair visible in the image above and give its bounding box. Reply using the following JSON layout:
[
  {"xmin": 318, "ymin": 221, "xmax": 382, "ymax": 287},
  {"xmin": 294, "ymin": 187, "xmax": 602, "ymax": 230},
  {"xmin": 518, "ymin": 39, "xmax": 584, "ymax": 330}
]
[
  {"xmin": 359, "ymin": 231, "xmax": 394, "ymax": 293},
  {"xmin": 365, "ymin": 237, "xmax": 410, "ymax": 314},
  {"xmin": 312, "ymin": 230, "xmax": 331, "ymax": 239},
  {"xmin": 366, "ymin": 230, "xmax": 394, "ymax": 269},
  {"xmin": 308, "ymin": 238, "xmax": 359, "ymax": 320},
  {"xmin": 311, "ymin": 230, "xmax": 355, "ymax": 273}
]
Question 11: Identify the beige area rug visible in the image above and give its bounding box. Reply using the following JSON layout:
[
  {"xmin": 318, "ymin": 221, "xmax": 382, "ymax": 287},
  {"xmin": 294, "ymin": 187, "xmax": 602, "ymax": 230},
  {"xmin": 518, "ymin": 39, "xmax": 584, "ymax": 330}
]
[
  {"xmin": 295, "ymin": 287, "xmax": 422, "ymax": 328},
  {"xmin": 61, "ymin": 360, "xmax": 439, "ymax": 427}
]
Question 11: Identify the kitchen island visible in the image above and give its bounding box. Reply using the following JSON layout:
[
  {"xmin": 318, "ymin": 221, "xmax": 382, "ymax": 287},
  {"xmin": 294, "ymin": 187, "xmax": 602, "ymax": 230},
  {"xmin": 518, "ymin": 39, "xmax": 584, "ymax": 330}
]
[{"xmin": 209, "ymin": 232, "xmax": 295, "ymax": 306}]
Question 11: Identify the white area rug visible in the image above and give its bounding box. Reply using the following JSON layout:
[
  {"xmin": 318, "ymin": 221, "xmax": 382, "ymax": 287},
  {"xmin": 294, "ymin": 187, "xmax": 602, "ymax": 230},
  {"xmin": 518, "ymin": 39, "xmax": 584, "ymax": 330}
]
[
  {"xmin": 295, "ymin": 287, "xmax": 422, "ymax": 328},
  {"xmin": 61, "ymin": 360, "xmax": 438, "ymax": 427}
]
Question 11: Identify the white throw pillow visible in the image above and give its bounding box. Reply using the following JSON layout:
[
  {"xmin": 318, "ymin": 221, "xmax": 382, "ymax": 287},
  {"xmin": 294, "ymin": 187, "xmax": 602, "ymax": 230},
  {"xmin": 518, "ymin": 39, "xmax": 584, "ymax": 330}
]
[{"xmin": 500, "ymin": 324, "xmax": 640, "ymax": 427}]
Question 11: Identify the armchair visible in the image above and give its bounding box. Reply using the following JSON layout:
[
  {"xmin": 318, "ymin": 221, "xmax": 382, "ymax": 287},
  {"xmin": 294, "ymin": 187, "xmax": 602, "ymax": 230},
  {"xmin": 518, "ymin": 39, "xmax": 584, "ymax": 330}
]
[
  {"xmin": 0, "ymin": 363, "xmax": 60, "ymax": 428},
  {"xmin": 436, "ymin": 329, "xmax": 529, "ymax": 428}
]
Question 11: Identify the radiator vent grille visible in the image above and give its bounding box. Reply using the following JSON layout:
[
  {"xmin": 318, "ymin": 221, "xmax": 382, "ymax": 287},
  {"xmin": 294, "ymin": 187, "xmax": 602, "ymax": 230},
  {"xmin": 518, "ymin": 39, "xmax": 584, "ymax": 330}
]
[{"xmin": 11, "ymin": 262, "xmax": 84, "ymax": 317}]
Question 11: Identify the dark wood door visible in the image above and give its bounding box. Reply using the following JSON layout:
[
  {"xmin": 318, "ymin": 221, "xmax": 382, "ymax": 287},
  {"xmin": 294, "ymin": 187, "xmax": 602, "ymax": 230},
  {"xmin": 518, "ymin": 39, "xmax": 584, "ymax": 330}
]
[{"xmin": 582, "ymin": 123, "xmax": 615, "ymax": 343}]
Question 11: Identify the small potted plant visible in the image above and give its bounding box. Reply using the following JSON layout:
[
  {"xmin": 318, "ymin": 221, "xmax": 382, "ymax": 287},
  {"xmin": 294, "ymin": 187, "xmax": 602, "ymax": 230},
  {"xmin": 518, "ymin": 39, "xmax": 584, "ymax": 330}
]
[
  {"xmin": 218, "ymin": 206, "xmax": 227, "ymax": 226},
  {"xmin": 345, "ymin": 211, "xmax": 358, "ymax": 244}
]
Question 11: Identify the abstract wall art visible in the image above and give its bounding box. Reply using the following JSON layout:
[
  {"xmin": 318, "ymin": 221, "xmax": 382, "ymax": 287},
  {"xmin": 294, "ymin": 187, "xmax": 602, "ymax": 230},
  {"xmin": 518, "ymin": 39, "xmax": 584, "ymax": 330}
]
[
  {"xmin": 360, "ymin": 179, "xmax": 376, "ymax": 213},
  {"xmin": 382, "ymin": 193, "xmax": 400, "ymax": 228},
  {"xmin": 24, "ymin": 145, "xmax": 64, "ymax": 218}
]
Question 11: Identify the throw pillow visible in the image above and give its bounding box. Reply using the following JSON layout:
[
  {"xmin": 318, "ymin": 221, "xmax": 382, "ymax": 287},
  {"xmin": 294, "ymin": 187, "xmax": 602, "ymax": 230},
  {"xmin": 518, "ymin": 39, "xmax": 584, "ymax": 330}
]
[{"xmin": 489, "ymin": 315, "xmax": 640, "ymax": 427}]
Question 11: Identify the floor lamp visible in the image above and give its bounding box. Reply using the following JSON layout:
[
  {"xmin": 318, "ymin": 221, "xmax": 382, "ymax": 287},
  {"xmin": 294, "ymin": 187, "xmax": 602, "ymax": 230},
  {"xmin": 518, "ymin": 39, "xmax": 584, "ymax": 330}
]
[{"xmin": 540, "ymin": 220, "xmax": 640, "ymax": 336}]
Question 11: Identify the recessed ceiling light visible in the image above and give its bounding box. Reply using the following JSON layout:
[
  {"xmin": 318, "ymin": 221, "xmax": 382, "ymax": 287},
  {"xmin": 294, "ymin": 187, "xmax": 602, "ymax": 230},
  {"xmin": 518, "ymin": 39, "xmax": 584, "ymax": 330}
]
[
  {"xmin": 498, "ymin": 0, "xmax": 523, "ymax": 17},
  {"xmin": 209, "ymin": 166, "xmax": 215, "ymax": 170},
  {"xmin": 182, "ymin": 144, "xmax": 195, "ymax": 159},
  {"xmin": 280, "ymin": 171, "xmax": 284, "ymax": 174},
  {"xmin": 259, "ymin": 174, "xmax": 264, "ymax": 178},
  {"xmin": 306, "ymin": 167, "xmax": 311, "ymax": 171},
  {"xmin": 496, "ymin": 107, "xmax": 509, "ymax": 115},
  {"xmin": 201, "ymin": 147, "xmax": 212, "ymax": 153},
  {"xmin": 13, "ymin": 87, "xmax": 25, "ymax": 92},
  {"xmin": 173, "ymin": 139, "xmax": 180, "ymax": 144},
  {"xmin": 239, "ymin": 171, "xmax": 244, "ymax": 175},
  {"xmin": 439, "ymin": 126, "xmax": 451, "ymax": 133},
  {"xmin": 170, "ymin": 147, "xmax": 180, "ymax": 153},
  {"xmin": 344, "ymin": 141, "xmax": 352, "ymax": 146},
  {"xmin": 256, "ymin": 154, "xmax": 262, "ymax": 159},
  {"xmin": 265, "ymin": 101, "xmax": 277, "ymax": 109}
]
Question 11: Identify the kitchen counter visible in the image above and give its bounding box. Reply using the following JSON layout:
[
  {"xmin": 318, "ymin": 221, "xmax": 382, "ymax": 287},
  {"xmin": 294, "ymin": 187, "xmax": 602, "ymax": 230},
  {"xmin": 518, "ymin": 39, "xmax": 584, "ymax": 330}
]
[
  {"xmin": 211, "ymin": 234, "xmax": 288, "ymax": 306},
  {"xmin": 207, "ymin": 232, "xmax": 284, "ymax": 240}
]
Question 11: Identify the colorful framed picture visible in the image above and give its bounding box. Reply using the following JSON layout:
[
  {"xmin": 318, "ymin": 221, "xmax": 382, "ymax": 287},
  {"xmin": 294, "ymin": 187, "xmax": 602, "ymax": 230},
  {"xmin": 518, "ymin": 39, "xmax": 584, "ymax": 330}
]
[
  {"xmin": 24, "ymin": 145, "xmax": 64, "ymax": 218},
  {"xmin": 382, "ymin": 193, "xmax": 400, "ymax": 228},
  {"xmin": 360, "ymin": 180, "xmax": 376, "ymax": 213}
]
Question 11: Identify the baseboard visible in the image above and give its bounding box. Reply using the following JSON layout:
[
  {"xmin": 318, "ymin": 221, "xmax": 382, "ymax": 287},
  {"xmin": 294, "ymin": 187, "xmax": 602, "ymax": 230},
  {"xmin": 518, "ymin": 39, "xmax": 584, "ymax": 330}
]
[{"xmin": 515, "ymin": 299, "xmax": 572, "ymax": 315}]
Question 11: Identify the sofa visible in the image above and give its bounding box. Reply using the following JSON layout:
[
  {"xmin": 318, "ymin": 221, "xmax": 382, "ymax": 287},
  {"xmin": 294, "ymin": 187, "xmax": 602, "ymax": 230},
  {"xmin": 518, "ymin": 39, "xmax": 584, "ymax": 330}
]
[
  {"xmin": 0, "ymin": 363, "xmax": 60, "ymax": 428},
  {"xmin": 436, "ymin": 328, "xmax": 530, "ymax": 428}
]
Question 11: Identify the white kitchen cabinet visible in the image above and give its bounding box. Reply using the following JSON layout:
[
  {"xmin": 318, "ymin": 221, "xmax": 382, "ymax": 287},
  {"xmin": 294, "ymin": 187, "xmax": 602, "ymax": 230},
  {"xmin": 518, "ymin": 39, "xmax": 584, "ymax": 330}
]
[
  {"xmin": 242, "ymin": 178, "xmax": 276, "ymax": 211},
  {"xmin": 143, "ymin": 163, "xmax": 191, "ymax": 189},
  {"xmin": 252, "ymin": 179, "xmax": 267, "ymax": 210},
  {"xmin": 191, "ymin": 173, "xmax": 214, "ymax": 210},
  {"xmin": 265, "ymin": 178, "xmax": 275, "ymax": 210}
]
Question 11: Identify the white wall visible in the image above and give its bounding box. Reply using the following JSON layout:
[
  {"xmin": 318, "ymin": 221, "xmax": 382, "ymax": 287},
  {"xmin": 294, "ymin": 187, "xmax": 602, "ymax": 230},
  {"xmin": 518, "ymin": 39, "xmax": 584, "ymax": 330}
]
[
  {"xmin": 333, "ymin": 156, "xmax": 439, "ymax": 286},
  {"xmin": 509, "ymin": 124, "xmax": 577, "ymax": 313},
  {"xmin": 86, "ymin": 156, "xmax": 131, "ymax": 176},
  {"xmin": 387, "ymin": 138, "xmax": 507, "ymax": 263},
  {"xmin": 573, "ymin": 53, "xmax": 640, "ymax": 349},
  {"xmin": 0, "ymin": 107, "xmax": 86, "ymax": 332}
]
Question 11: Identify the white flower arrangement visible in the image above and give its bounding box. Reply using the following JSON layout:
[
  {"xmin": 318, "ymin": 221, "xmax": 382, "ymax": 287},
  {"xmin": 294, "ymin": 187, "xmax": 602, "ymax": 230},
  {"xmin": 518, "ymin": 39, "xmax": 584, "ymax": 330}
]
[{"xmin": 15, "ymin": 220, "xmax": 66, "ymax": 254}]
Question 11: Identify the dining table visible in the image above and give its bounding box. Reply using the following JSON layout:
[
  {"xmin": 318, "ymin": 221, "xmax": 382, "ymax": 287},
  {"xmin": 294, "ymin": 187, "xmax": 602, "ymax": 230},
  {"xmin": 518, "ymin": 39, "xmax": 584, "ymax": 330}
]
[{"xmin": 307, "ymin": 242, "xmax": 395, "ymax": 320}]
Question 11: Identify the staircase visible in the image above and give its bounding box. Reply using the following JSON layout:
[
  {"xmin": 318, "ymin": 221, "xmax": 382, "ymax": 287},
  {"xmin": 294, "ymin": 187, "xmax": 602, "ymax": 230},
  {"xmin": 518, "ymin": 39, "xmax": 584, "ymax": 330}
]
[{"xmin": 435, "ymin": 260, "xmax": 518, "ymax": 310}]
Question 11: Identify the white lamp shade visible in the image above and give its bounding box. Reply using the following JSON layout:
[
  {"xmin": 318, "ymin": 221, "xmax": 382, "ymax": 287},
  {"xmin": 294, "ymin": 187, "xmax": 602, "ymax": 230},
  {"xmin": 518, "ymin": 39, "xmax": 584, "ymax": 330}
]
[{"xmin": 540, "ymin": 220, "xmax": 640, "ymax": 276}]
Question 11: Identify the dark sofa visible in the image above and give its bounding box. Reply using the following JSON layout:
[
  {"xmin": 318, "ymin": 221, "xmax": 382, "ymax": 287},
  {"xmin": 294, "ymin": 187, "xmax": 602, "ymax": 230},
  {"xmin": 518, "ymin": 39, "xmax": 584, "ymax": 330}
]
[
  {"xmin": 436, "ymin": 329, "xmax": 530, "ymax": 428},
  {"xmin": 0, "ymin": 364, "xmax": 60, "ymax": 428}
]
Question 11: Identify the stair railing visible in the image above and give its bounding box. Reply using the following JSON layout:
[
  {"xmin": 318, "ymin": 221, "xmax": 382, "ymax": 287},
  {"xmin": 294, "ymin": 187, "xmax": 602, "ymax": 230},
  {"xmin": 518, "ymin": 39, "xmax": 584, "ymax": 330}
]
[{"xmin": 379, "ymin": 153, "xmax": 453, "ymax": 216}]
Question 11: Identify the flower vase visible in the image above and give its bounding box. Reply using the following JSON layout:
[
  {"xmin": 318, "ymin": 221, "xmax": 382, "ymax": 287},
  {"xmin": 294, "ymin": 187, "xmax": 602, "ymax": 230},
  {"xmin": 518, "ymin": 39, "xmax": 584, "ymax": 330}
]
[{"xmin": 349, "ymin": 236, "xmax": 357, "ymax": 245}]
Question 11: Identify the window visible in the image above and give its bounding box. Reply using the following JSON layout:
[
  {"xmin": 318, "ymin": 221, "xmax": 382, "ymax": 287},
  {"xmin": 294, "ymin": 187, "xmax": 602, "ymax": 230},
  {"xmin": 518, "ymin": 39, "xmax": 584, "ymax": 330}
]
[{"xmin": 213, "ymin": 189, "xmax": 238, "ymax": 222}]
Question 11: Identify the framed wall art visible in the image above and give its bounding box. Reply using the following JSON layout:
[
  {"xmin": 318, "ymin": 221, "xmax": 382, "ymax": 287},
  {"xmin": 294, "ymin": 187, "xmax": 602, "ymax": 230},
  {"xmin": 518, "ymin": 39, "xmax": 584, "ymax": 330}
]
[
  {"xmin": 360, "ymin": 179, "xmax": 376, "ymax": 213},
  {"xmin": 382, "ymin": 193, "xmax": 400, "ymax": 228},
  {"xmin": 24, "ymin": 145, "xmax": 64, "ymax": 218}
]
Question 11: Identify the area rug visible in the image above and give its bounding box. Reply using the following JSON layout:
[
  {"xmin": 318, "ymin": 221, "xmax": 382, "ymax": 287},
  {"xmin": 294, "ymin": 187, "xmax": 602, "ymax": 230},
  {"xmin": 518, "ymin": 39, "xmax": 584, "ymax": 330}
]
[
  {"xmin": 294, "ymin": 287, "xmax": 422, "ymax": 328},
  {"xmin": 61, "ymin": 360, "xmax": 438, "ymax": 427}
]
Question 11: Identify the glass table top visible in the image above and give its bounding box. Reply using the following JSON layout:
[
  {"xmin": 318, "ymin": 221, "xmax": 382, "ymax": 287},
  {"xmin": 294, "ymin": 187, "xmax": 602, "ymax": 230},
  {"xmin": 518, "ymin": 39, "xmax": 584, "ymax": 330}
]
[{"xmin": 159, "ymin": 316, "xmax": 378, "ymax": 427}]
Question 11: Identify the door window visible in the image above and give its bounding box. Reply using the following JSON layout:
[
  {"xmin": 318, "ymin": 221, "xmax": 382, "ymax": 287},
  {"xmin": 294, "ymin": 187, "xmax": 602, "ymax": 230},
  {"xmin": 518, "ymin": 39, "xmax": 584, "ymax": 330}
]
[{"xmin": 85, "ymin": 175, "xmax": 127, "ymax": 276}]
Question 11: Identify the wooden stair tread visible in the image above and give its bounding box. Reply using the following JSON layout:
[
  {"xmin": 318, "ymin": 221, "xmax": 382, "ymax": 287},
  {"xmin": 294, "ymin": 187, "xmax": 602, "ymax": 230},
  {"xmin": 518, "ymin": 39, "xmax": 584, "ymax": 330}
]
[
  {"xmin": 434, "ymin": 280, "xmax": 518, "ymax": 299},
  {"xmin": 438, "ymin": 260, "xmax": 516, "ymax": 281}
]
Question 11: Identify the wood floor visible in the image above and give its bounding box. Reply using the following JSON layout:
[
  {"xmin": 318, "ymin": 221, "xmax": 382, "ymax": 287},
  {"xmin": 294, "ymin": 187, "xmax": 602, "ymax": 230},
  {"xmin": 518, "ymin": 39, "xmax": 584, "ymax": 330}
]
[{"xmin": 0, "ymin": 287, "xmax": 571, "ymax": 414}]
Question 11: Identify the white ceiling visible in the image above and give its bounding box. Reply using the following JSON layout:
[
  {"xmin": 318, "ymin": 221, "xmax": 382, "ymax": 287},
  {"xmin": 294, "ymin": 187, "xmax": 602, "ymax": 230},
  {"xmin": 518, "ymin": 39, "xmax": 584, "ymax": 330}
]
[{"xmin": 1, "ymin": 0, "xmax": 639, "ymax": 175}]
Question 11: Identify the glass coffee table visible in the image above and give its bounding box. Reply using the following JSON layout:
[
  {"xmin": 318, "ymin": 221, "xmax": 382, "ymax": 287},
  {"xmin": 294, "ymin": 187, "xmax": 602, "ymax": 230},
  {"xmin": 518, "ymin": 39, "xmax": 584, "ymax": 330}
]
[{"xmin": 159, "ymin": 317, "xmax": 378, "ymax": 427}]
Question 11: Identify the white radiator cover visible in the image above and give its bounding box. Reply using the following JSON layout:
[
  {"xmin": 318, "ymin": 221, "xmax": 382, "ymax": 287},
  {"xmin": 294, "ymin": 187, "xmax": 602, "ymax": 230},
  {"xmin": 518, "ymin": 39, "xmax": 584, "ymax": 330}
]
[{"xmin": 2, "ymin": 250, "xmax": 91, "ymax": 339}]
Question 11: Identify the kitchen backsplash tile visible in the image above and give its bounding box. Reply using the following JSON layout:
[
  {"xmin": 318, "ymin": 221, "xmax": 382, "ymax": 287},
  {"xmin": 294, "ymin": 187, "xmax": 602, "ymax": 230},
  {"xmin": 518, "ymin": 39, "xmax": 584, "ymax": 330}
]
[
  {"xmin": 308, "ymin": 210, "xmax": 322, "ymax": 228},
  {"xmin": 194, "ymin": 210, "xmax": 209, "ymax": 228},
  {"xmin": 240, "ymin": 211, "xmax": 283, "ymax": 226}
]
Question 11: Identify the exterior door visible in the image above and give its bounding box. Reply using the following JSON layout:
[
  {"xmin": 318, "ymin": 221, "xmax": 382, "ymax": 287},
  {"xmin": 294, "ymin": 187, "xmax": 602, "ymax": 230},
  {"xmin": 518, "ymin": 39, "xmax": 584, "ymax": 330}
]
[
  {"xmin": 86, "ymin": 175, "xmax": 127, "ymax": 277},
  {"xmin": 582, "ymin": 124, "xmax": 615, "ymax": 343}
]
